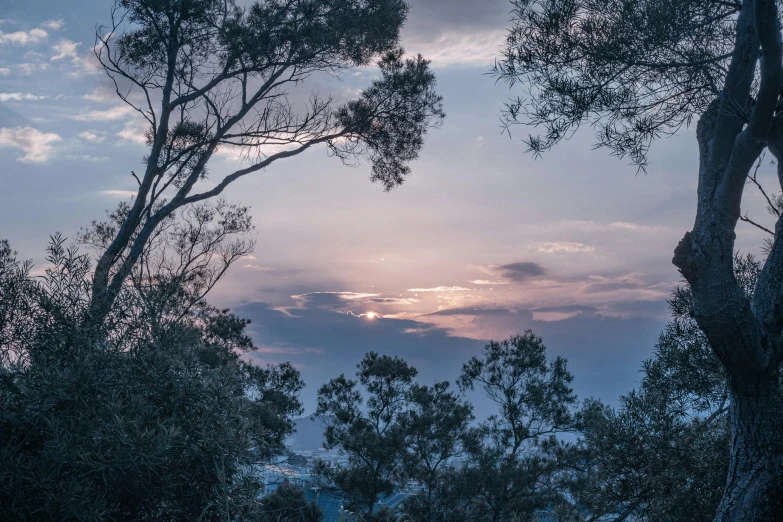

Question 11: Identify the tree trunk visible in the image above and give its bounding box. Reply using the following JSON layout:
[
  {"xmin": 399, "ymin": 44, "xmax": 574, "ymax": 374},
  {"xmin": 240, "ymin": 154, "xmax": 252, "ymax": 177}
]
[{"xmin": 714, "ymin": 370, "xmax": 783, "ymax": 522}]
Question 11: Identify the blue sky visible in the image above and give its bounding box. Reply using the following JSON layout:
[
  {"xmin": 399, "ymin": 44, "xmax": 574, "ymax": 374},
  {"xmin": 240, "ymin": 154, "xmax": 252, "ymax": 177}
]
[{"xmin": 0, "ymin": 0, "xmax": 777, "ymax": 413}]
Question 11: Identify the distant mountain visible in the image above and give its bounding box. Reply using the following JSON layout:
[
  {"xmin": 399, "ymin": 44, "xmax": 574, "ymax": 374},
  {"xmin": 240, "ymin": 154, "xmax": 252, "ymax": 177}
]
[{"xmin": 287, "ymin": 414, "xmax": 327, "ymax": 452}]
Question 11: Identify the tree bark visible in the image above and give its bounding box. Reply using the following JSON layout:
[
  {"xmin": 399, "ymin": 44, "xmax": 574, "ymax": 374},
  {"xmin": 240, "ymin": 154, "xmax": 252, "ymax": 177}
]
[{"xmin": 714, "ymin": 372, "xmax": 783, "ymax": 521}]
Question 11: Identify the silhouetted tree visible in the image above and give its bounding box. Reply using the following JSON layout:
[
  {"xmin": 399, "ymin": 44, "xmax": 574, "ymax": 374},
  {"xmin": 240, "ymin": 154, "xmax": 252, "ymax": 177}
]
[
  {"xmin": 456, "ymin": 332, "xmax": 579, "ymax": 522},
  {"xmin": 315, "ymin": 352, "xmax": 416, "ymax": 516},
  {"xmin": 86, "ymin": 0, "xmax": 444, "ymax": 326},
  {"xmin": 398, "ymin": 381, "xmax": 477, "ymax": 522},
  {"xmin": 495, "ymin": 1, "xmax": 783, "ymax": 519}
]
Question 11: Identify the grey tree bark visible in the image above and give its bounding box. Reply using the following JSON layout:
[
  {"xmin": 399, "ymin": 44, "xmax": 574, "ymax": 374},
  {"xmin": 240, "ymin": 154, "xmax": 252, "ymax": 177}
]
[{"xmin": 672, "ymin": 1, "xmax": 783, "ymax": 519}]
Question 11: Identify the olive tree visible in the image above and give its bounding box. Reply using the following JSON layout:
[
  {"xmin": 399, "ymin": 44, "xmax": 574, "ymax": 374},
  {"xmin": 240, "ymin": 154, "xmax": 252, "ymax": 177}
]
[
  {"xmin": 87, "ymin": 0, "xmax": 444, "ymax": 327},
  {"xmin": 495, "ymin": 1, "xmax": 783, "ymax": 519}
]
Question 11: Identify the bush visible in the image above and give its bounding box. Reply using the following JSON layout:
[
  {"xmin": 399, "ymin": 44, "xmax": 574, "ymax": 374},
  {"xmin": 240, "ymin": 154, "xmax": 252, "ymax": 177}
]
[{"xmin": 0, "ymin": 237, "xmax": 304, "ymax": 520}]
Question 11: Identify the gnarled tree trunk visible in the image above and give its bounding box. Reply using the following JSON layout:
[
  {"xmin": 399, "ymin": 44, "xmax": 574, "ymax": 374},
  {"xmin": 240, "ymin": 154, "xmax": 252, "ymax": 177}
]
[
  {"xmin": 718, "ymin": 373, "xmax": 783, "ymax": 520},
  {"xmin": 673, "ymin": 2, "xmax": 783, "ymax": 518}
]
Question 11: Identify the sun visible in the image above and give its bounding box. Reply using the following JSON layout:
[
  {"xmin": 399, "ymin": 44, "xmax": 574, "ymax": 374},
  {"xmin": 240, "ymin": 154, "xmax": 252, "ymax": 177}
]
[{"xmin": 365, "ymin": 312, "xmax": 378, "ymax": 319}]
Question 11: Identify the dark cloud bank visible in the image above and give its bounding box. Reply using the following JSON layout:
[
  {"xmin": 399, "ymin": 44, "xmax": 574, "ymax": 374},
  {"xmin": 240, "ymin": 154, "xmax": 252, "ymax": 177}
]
[{"xmin": 238, "ymin": 301, "xmax": 667, "ymax": 416}]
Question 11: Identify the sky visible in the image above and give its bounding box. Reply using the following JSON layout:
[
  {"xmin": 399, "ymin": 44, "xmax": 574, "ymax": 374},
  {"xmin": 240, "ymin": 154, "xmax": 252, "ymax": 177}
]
[{"xmin": 0, "ymin": 0, "xmax": 778, "ymax": 414}]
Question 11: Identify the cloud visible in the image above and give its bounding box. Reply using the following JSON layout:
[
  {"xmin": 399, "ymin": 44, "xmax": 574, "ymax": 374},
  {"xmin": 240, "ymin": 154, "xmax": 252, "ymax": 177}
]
[
  {"xmin": 0, "ymin": 28, "xmax": 47, "ymax": 45},
  {"xmin": 74, "ymin": 43, "xmax": 104, "ymax": 77},
  {"xmin": 51, "ymin": 39, "xmax": 80, "ymax": 63},
  {"xmin": 468, "ymin": 280, "xmax": 508, "ymax": 285},
  {"xmin": 534, "ymin": 241, "xmax": 595, "ymax": 254},
  {"xmin": 0, "ymin": 68, "xmax": 9, "ymax": 76},
  {"xmin": 580, "ymin": 274, "xmax": 648, "ymax": 294},
  {"xmin": 609, "ymin": 221, "xmax": 657, "ymax": 231},
  {"xmin": 0, "ymin": 126, "xmax": 61, "ymax": 162},
  {"xmin": 291, "ymin": 292, "xmax": 380, "ymax": 307},
  {"xmin": 0, "ymin": 93, "xmax": 45, "ymax": 102},
  {"xmin": 407, "ymin": 286, "xmax": 471, "ymax": 292},
  {"xmin": 78, "ymin": 131, "xmax": 105, "ymax": 143},
  {"xmin": 405, "ymin": 0, "xmax": 511, "ymax": 32},
  {"xmin": 369, "ymin": 297, "xmax": 420, "ymax": 305},
  {"xmin": 100, "ymin": 190, "xmax": 137, "ymax": 198},
  {"xmin": 117, "ymin": 117, "xmax": 150, "ymax": 144},
  {"xmin": 567, "ymin": 220, "xmax": 662, "ymax": 233},
  {"xmin": 244, "ymin": 264, "xmax": 273, "ymax": 271},
  {"xmin": 66, "ymin": 154, "xmax": 110, "ymax": 162},
  {"xmin": 404, "ymin": 29, "xmax": 505, "ymax": 68},
  {"xmin": 17, "ymin": 63, "xmax": 42, "ymax": 75},
  {"xmin": 531, "ymin": 310, "xmax": 585, "ymax": 322},
  {"xmin": 42, "ymin": 19, "xmax": 65, "ymax": 31},
  {"xmin": 233, "ymin": 296, "xmax": 667, "ymax": 412},
  {"xmin": 427, "ymin": 307, "xmax": 513, "ymax": 317},
  {"xmin": 74, "ymin": 105, "xmax": 135, "ymax": 121},
  {"xmin": 491, "ymin": 261, "xmax": 547, "ymax": 282},
  {"xmin": 83, "ymin": 86, "xmax": 117, "ymax": 103},
  {"xmin": 236, "ymin": 301, "xmax": 481, "ymax": 410}
]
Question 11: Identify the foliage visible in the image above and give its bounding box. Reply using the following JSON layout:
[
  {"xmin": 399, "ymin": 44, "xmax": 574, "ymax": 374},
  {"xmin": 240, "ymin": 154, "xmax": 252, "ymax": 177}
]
[
  {"xmin": 567, "ymin": 256, "xmax": 766, "ymax": 521},
  {"xmin": 398, "ymin": 381, "xmax": 476, "ymax": 522},
  {"xmin": 315, "ymin": 352, "xmax": 417, "ymax": 515},
  {"xmin": 495, "ymin": 0, "xmax": 738, "ymax": 169},
  {"xmin": 258, "ymin": 485, "xmax": 322, "ymax": 522},
  {"xmin": 79, "ymin": 197, "xmax": 255, "ymax": 339},
  {"xmin": 0, "ymin": 236, "xmax": 304, "ymax": 520},
  {"xmin": 88, "ymin": 0, "xmax": 444, "ymax": 324},
  {"xmin": 450, "ymin": 332, "xmax": 579, "ymax": 522},
  {"xmin": 496, "ymin": 1, "xmax": 783, "ymax": 518}
]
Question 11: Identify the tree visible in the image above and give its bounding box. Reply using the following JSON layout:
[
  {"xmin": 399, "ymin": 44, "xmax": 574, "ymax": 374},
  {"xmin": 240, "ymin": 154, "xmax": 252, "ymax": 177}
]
[
  {"xmin": 86, "ymin": 0, "xmax": 444, "ymax": 327},
  {"xmin": 456, "ymin": 332, "xmax": 579, "ymax": 522},
  {"xmin": 258, "ymin": 485, "xmax": 323, "ymax": 522},
  {"xmin": 495, "ymin": 1, "xmax": 783, "ymax": 519},
  {"xmin": 398, "ymin": 381, "xmax": 476, "ymax": 522},
  {"xmin": 315, "ymin": 352, "xmax": 417, "ymax": 516},
  {"xmin": 0, "ymin": 236, "xmax": 305, "ymax": 520},
  {"xmin": 79, "ymin": 197, "xmax": 255, "ymax": 337}
]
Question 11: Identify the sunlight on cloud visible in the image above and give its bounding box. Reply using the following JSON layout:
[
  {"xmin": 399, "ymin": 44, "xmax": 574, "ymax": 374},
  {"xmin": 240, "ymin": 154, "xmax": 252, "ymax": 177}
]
[
  {"xmin": 0, "ymin": 126, "xmax": 61, "ymax": 162},
  {"xmin": 531, "ymin": 310, "xmax": 583, "ymax": 322},
  {"xmin": 609, "ymin": 221, "xmax": 659, "ymax": 231},
  {"xmin": 407, "ymin": 286, "xmax": 471, "ymax": 292},
  {"xmin": 291, "ymin": 291, "xmax": 380, "ymax": 301},
  {"xmin": 99, "ymin": 190, "xmax": 137, "ymax": 198}
]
